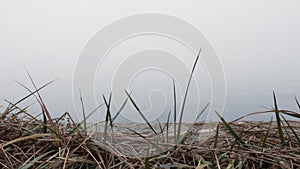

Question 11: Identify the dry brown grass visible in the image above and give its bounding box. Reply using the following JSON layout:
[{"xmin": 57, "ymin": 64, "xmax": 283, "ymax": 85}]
[
  {"xmin": 1, "ymin": 63, "xmax": 299, "ymax": 168},
  {"xmin": 1, "ymin": 104, "xmax": 300, "ymax": 168}
]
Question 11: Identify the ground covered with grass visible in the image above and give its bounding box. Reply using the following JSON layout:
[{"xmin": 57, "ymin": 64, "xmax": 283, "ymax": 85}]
[
  {"xmin": 1, "ymin": 58, "xmax": 300, "ymax": 168},
  {"xmin": 1, "ymin": 98, "xmax": 300, "ymax": 168}
]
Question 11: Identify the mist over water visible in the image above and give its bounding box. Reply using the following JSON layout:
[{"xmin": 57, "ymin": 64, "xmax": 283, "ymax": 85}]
[{"xmin": 1, "ymin": 1, "xmax": 300, "ymax": 122}]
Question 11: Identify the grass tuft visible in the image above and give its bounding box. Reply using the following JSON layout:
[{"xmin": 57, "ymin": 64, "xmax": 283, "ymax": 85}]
[{"xmin": 1, "ymin": 64, "xmax": 300, "ymax": 168}]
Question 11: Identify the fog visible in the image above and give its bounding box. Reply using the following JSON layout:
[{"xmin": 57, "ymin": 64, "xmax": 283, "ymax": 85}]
[{"xmin": 1, "ymin": 1, "xmax": 300, "ymax": 122}]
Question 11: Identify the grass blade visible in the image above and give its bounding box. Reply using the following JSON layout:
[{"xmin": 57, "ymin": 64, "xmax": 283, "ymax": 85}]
[
  {"xmin": 79, "ymin": 89, "xmax": 87, "ymax": 135},
  {"xmin": 280, "ymin": 110, "xmax": 300, "ymax": 119},
  {"xmin": 125, "ymin": 90, "xmax": 157, "ymax": 135},
  {"xmin": 13, "ymin": 79, "xmax": 43, "ymax": 111},
  {"xmin": 273, "ymin": 91, "xmax": 284, "ymax": 147},
  {"xmin": 295, "ymin": 96, "xmax": 300, "ymax": 110},
  {"xmin": 165, "ymin": 110, "xmax": 171, "ymax": 143},
  {"xmin": 24, "ymin": 67, "xmax": 54, "ymax": 128},
  {"xmin": 70, "ymin": 103, "xmax": 104, "ymax": 136},
  {"xmin": 4, "ymin": 99, "xmax": 62, "ymax": 138},
  {"xmin": 103, "ymin": 93, "xmax": 113, "ymax": 128},
  {"xmin": 172, "ymin": 79, "xmax": 177, "ymax": 144},
  {"xmin": 215, "ymin": 111, "xmax": 245, "ymax": 145},
  {"xmin": 177, "ymin": 48, "xmax": 202, "ymax": 143},
  {"xmin": 10, "ymin": 79, "xmax": 56, "ymax": 109},
  {"xmin": 281, "ymin": 114, "xmax": 300, "ymax": 145},
  {"xmin": 20, "ymin": 150, "xmax": 56, "ymax": 169},
  {"xmin": 126, "ymin": 128, "xmax": 162, "ymax": 153},
  {"xmin": 179, "ymin": 103, "xmax": 209, "ymax": 144},
  {"xmin": 0, "ymin": 133, "xmax": 52, "ymax": 148},
  {"xmin": 112, "ymin": 92, "xmax": 131, "ymax": 123},
  {"xmin": 261, "ymin": 118, "xmax": 273, "ymax": 148},
  {"xmin": 157, "ymin": 119, "xmax": 163, "ymax": 134},
  {"xmin": 213, "ymin": 122, "xmax": 220, "ymax": 149},
  {"xmin": 102, "ymin": 95, "xmax": 111, "ymax": 146},
  {"xmin": 78, "ymin": 104, "xmax": 103, "ymax": 127}
]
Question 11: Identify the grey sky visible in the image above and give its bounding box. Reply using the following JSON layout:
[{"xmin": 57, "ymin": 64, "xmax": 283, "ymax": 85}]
[{"xmin": 0, "ymin": 1, "xmax": 300, "ymax": 122}]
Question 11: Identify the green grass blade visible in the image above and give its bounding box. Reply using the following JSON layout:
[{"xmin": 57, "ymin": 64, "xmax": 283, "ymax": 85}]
[
  {"xmin": 103, "ymin": 95, "xmax": 109, "ymax": 144},
  {"xmin": 20, "ymin": 150, "xmax": 56, "ymax": 169},
  {"xmin": 281, "ymin": 114, "xmax": 300, "ymax": 145},
  {"xmin": 112, "ymin": 92, "xmax": 131, "ymax": 123},
  {"xmin": 125, "ymin": 90, "xmax": 157, "ymax": 135},
  {"xmin": 103, "ymin": 93, "xmax": 113, "ymax": 128},
  {"xmin": 79, "ymin": 89, "xmax": 87, "ymax": 135},
  {"xmin": 156, "ymin": 119, "xmax": 165, "ymax": 143},
  {"xmin": 4, "ymin": 100, "xmax": 62, "ymax": 138},
  {"xmin": 71, "ymin": 103, "xmax": 104, "ymax": 135},
  {"xmin": 144, "ymin": 156, "xmax": 150, "ymax": 169},
  {"xmin": 24, "ymin": 67, "xmax": 54, "ymax": 129},
  {"xmin": 213, "ymin": 122, "xmax": 220, "ymax": 149},
  {"xmin": 23, "ymin": 67, "xmax": 47, "ymax": 128},
  {"xmin": 295, "ymin": 96, "xmax": 300, "ymax": 110},
  {"xmin": 102, "ymin": 95, "xmax": 112, "ymax": 142},
  {"xmin": 261, "ymin": 118, "xmax": 273, "ymax": 148},
  {"xmin": 11, "ymin": 79, "xmax": 56, "ymax": 108},
  {"xmin": 165, "ymin": 110, "xmax": 171, "ymax": 143},
  {"xmin": 179, "ymin": 103, "xmax": 209, "ymax": 144},
  {"xmin": 215, "ymin": 111, "xmax": 245, "ymax": 145},
  {"xmin": 12, "ymin": 79, "xmax": 48, "ymax": 132},
  {"xmin": 273, "ymin": 91, "xmax": 284, "ymax": 147},
  {"xmin": 78, "ymin": 104, "xmax": 103, "ymax": 127},
  {"xmin": 157, "ymin": 119, "xmax": 163, "ymax": 134},
  {"xmin": 102, "ymin": 93, "xmax": 113, "ymax": 165},
  {"xmin": 126, "ymin": 128, "xmax": 162, "ymax": 152},
  {"xmin": 280, "ymin": 110, "xmax": 300, "ymax": 119},
  {"xmin": 13, "ymin": 79, "xmax": 43, "ymax": 113},
  {"xmin": 177, "ymin": 48, "xmax": 202, "ymax": 143},
  {"xmin": 172, "ymin": 79, "xmax": 177, "ymax": 144}
]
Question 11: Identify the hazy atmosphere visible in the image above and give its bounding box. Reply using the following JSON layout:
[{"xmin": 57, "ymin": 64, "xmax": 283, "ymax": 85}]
[{"xmin": 1, "ymin": 0, "xmax": 300, "ymax": 122}]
